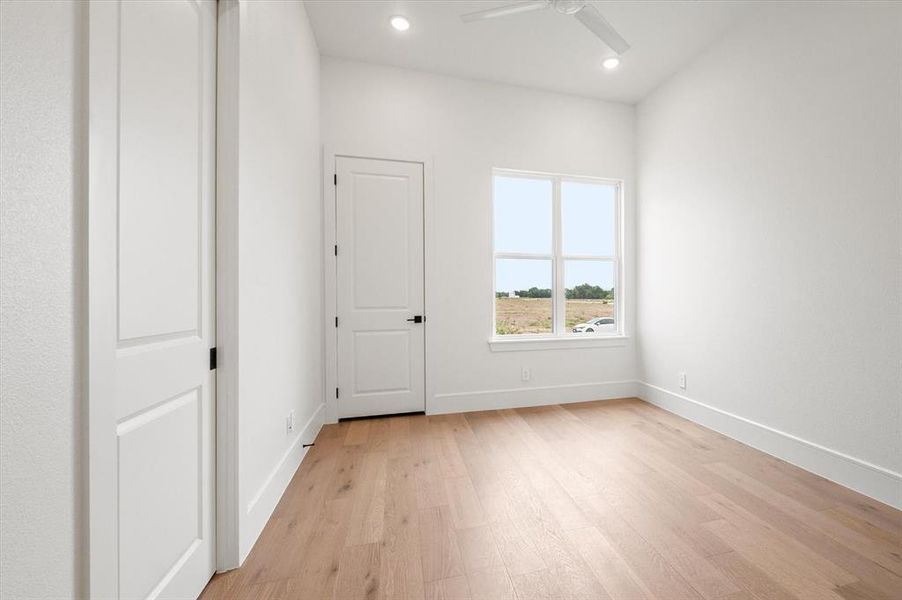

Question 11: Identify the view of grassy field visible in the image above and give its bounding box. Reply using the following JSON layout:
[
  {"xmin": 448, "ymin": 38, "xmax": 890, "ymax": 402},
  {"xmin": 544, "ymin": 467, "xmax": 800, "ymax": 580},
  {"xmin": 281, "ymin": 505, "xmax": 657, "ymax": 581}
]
[{"xmin": 495, "ymin": 297, "xmax": 614, "ymax": 335}]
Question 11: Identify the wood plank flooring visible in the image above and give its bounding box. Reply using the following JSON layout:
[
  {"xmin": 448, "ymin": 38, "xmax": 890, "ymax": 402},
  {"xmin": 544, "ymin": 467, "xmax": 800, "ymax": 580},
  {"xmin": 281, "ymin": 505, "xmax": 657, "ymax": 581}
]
[{"xmin": 200, "ymin": 398, "xmax": 902, "ymax": 599}]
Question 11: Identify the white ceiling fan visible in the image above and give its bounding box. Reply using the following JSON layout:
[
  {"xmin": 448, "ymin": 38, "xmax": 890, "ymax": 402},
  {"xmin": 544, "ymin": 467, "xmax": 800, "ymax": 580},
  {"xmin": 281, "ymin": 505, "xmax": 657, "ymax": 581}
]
[{"xmin": 460, "ymin": 1, "xmax": 630, "ymax": 55}]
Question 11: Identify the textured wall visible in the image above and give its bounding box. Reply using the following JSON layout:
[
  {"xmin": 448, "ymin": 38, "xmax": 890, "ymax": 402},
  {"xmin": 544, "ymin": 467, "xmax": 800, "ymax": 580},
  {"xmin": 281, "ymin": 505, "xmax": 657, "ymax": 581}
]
[{"xmin": 0, "ymin": 1, "xmax": 85, "ymax": 598}]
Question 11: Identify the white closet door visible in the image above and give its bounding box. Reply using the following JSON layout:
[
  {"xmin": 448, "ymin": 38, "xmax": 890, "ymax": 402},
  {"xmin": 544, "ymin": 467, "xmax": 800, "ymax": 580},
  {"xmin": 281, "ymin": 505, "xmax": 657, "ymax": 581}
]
[
  {"xmin": 88, "ymin": 1, "xmax": 216, "ymax": 598},
  {"xmin": 335, "ymin": 157, "xmax": 425, "ymax": 418}
]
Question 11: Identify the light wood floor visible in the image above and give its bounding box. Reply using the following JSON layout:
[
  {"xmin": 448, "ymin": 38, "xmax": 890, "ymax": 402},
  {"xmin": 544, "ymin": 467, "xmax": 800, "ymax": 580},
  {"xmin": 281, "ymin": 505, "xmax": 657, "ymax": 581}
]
[{"xmin": 200, "ymin": 398, "xmax": 902, "ymax": 600}]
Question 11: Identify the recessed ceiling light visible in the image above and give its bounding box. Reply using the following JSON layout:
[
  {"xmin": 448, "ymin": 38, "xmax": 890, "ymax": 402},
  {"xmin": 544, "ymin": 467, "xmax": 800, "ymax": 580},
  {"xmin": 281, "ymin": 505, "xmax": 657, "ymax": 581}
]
[
  {"xmin": 602, "ymin": 57, "xmax": 621, "ymax": 70},
  {"xmin": 390, "ymin": 16, "xmax": 410, "ymax": 31}
]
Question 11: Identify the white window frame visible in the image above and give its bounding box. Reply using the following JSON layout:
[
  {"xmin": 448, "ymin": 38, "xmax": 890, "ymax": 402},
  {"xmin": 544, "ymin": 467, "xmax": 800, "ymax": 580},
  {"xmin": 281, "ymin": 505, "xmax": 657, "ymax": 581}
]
[{"xmin": 490, "ymin": 168, "xmax": 626, "ymax": 351}]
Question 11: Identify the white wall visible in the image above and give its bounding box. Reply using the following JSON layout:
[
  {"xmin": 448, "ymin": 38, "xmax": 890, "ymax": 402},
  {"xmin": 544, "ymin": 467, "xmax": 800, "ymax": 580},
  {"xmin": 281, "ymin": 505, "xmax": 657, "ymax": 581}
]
[
  {"xmin": 637, "ymin": 2, "xmax": 902, "ymax": 507},
  {"xmin": 321, "ymin": 58, "xmax": 638, "ymax": 414},
  {"xmin": 231, "ymin": 0, "xmax": 324, "ymax": 561},
  {"xmin": 0, "ymin": 1, "xmax": 85, "ymax": 597}
]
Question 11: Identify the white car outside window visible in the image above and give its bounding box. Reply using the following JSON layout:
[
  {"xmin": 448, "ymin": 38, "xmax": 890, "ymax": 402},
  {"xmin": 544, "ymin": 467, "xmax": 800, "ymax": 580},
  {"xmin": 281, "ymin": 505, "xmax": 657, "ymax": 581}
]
[{"xmin": 572, "ymin": 317, "xmax": 614, "ymax": 333}]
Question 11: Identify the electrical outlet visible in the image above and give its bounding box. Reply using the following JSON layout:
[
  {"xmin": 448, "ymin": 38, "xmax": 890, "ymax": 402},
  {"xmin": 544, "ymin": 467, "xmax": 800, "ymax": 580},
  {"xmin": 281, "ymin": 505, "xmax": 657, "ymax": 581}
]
[
  {"xmin": 286, "ymin": 410, "xmax": 296, "ymax": 434},
  {"xmin": 679, "ymin": 372, "xmax": 687, "ymax": 390},
  {"xmin": 521, "ymin": 368, "xmax": 531, "ymax": 383}
]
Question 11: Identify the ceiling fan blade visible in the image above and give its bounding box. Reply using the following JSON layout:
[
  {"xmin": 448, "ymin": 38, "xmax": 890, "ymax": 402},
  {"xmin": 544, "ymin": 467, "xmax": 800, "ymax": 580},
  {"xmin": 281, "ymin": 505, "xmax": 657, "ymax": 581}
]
[
  {"xmin": 460, "ymin": 1, "xmax": 550, "ymax": 23},
  {"xmin": 574, "ymin": 4, "xmax": 630, "ymax": 55}
]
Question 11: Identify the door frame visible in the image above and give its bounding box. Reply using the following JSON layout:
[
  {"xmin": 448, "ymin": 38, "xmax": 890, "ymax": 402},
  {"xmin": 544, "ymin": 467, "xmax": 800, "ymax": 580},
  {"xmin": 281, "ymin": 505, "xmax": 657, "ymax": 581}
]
[
  {"xmin": 322, "ymin": 147, "xmax": 437, "ymax": 423},
  {"xmin": 213, "ymin": 0, "xmax": 240, "ymax": 573}
]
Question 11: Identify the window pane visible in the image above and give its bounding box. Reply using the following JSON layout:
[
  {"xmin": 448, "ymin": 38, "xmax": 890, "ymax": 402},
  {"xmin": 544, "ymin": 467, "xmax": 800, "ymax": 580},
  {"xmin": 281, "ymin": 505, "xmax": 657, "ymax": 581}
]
[
  {"xmin": 561, "ymin": 181, "xmax": 616, "ymax": 256},
  {"xmin": 495, "ymin": 258, "xmax": 552, "ymax": 335},
  {"xmin": 494, "ymin": 176, "xmax": 552, "ymax": 254},
  {"xmin": 565, "ymin": 260, "xmax": 615, "ymax": 334}
]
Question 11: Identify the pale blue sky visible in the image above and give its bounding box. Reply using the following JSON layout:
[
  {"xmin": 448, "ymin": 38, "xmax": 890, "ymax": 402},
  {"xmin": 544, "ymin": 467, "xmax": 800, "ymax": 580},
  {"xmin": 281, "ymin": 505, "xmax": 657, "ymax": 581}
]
[
  {"xmin": 494, "ymin": 177, "xmax": 552, "ymax": 254},
  {"xmin": 494, "ymin": 176, "xmax": 615, "ymax": 292}
]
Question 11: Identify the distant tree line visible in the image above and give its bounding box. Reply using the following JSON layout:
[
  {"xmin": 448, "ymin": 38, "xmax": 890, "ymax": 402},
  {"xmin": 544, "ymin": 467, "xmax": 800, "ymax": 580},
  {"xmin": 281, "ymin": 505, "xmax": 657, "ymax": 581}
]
[
  {"xmin": 495, "ymin": 283, "xmax": 613, "ymax": 300},
  {"xmin": 511, "ymin": 287, "xmax": 552, "ymax": 298},
  {"xmin": 566, "ymin": 283, "xmax": 613, "ymax": 300}
]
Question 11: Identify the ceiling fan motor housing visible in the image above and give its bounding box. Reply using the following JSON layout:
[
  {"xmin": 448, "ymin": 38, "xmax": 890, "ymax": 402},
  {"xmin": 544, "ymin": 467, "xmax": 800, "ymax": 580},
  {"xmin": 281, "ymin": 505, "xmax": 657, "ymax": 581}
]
[{"xmin": 554, "ymin": 0, "xmax": 588, "ymax": 15}]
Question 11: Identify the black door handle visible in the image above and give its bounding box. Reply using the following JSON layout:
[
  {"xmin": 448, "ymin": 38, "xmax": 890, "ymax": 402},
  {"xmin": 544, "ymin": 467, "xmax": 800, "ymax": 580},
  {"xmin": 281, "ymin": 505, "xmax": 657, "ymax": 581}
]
[{"xmin": 406, "ymin": 315, "xmax": 424, "ymax": 323}]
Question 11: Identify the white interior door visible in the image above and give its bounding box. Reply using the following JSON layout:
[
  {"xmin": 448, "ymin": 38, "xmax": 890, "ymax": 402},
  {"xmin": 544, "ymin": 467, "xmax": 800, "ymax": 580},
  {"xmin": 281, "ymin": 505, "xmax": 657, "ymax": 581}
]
[
  {"xmin": 88, "ymin": 1, "xmax": 216, "ymax": 598},
  {"xmin": 336, "ymin": 157, "xmax": 425, "ymax": 418}
]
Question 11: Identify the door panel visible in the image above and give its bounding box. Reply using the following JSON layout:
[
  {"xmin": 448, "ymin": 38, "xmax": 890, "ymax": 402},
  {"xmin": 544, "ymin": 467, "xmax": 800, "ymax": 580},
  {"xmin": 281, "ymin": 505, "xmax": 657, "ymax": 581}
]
[
  {"xmin": 336, "ymin": 158, "xmax": 425, "ymax": 418},
  {"xmin": 117, "ymin": 389, "xmax": 201, "ymax": 599},
  {"xmin": 353, "ymin": 330, "xmax": 411, "ymax": 393},
  {"xmin": 351, "ymin": 174, "xmax": 411, "ymax": 309},
  {"xmin": 89, "ymin": 1, "xmax": 216, "ymax": 598},
  {"xmin": 118, "ymin": 0, "xmax": 203, "ymax": 342}
]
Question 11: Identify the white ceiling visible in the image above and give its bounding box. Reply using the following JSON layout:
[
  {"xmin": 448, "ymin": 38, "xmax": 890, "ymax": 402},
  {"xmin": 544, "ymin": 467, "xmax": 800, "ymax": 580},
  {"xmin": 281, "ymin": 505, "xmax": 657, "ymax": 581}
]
[{"xmin": 304, "ymin": 1, "xmax": 754, "ymax": 104}]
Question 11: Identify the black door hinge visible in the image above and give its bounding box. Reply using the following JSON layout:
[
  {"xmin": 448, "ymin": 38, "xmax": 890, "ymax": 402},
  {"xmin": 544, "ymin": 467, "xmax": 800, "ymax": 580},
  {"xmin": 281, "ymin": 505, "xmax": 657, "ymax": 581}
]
[
  {"xmin": 334, "ymin": 174, "xmax": 337, "ymax": 186},
  {"xmin": 336, "ymin": 387, "xmax": 339, "ymax": 398},
  {"xmin": 209, "ymin": 347, "xmax": 217, "ymax": 370},
  {"xmin": 335, "ymin": 316, "xmax": 339, "ymax": 327},
  {"xmin": 334, "ymin": 244, "xmax": 338, "ymax": 256}
]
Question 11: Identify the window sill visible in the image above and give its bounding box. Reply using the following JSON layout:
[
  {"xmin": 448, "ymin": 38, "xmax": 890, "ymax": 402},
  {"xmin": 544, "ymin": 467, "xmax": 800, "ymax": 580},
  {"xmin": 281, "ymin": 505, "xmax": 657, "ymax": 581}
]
[{"xmin": 488, "ymin": 335, "xmax": 629, "ymax": 352}]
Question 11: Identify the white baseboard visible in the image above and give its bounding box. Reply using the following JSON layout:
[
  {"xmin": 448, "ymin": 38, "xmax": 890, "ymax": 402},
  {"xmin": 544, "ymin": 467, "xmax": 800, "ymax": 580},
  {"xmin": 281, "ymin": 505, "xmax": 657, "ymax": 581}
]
[
  {"xmin": 637, "ymin": 382, "xmax": 902, "ymax": 510},
  {"xmin": 429, "ymin": 380, "xmax": 638, "ymax": 415},
  {"xmin": 240, "ymin": 402, "xmax": 325, "ymax": 563}
]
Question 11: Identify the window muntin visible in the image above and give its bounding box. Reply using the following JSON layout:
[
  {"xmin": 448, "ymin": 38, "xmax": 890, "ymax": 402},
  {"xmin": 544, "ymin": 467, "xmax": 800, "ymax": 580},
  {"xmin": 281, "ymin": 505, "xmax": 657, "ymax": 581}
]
[{"xmin": 492, "ymin": 169, "xmax": 622, "ymax": 338}]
